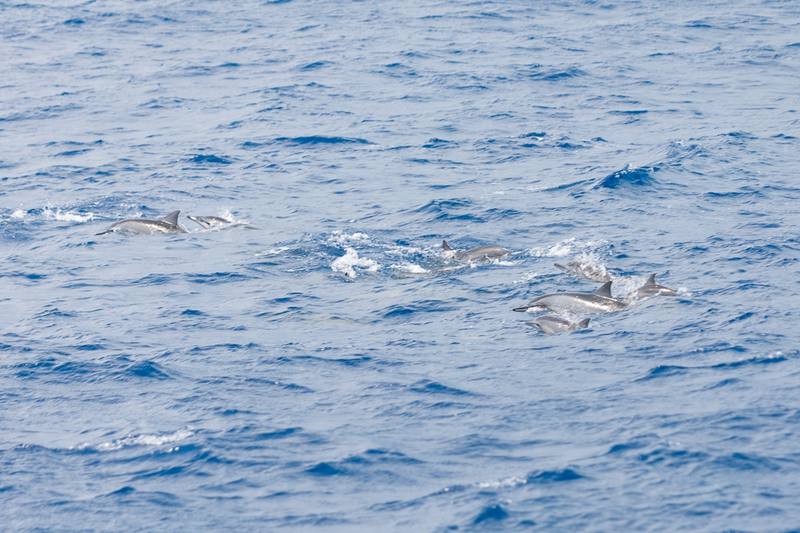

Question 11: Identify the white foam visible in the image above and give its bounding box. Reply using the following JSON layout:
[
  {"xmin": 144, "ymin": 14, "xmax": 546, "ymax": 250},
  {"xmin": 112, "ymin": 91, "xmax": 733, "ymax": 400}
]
[
  {"xmin": 613, "ymin": 275, "xmax": 646, "ymax": 298},
  {"xmin": 467, "ymin": 258, "xmax": 517, "ymax": 268},
  {"xmin": 385, "ymin": 244, "xmax": 427, "ymax": 257},
  {"xmin": 256, "ymin": 246, "xmax": 290, "ymax": 257},
  {"xmin": 393, "ymin": 262, "xmax": 428, "ymax": 274},
  {"xmin": 528, "ymin": 237, "xmax": 578, "ymax": 257},
  {"xmin": 11, "ymin": 209, "xmax": 26, "ymax": 219},
  {"xmin": 475, "ymin": 476, "xmax": 527, "ymax": 489},
  {"xmin": 216, "ymin": 209, "xmax": 253, "ymax": 226},
  {"xmin": 558, "ymin": 252, "xmax": 611, "ymax": 282},
  {"xmin": 42, "ymin": 207, "xmax": 95, "ymax": 223},
  {"xmin": 328, "ymin": 231, "xmax": 370, "ymax": 246},
  {"xmin": 331, "ymin": 247, "xmax": 380, "ymax": 279},
  {"xmin": 528, "ymin": 237, "xmax": 608, "ymax": 258},
  {"xmin": 514, "ymin": 271, "xmax": 540, "ymax": 284},
  {"xmin": 76, "ymin": 429, "xmax": 193, "ymax": 452}
]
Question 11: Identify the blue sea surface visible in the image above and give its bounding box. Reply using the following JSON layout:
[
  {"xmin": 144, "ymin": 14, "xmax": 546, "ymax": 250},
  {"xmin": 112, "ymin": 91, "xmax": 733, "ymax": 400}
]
[{"xmin": 2, "ymin": 0, "xmax": 800, "ymax": 530}]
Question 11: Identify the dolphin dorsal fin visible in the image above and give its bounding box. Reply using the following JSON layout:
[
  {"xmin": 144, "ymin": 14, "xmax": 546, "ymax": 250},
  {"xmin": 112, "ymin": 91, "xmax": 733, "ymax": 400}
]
[
  {"xmin": 594, "ymin": 281, "xmax": 612, "ymax": 297},
  {"xmin": 646, "ymin": 274, "xmax": 657, "ymax": 285},
  {"xmin": 442, "ymin": 240, "xmax": 453, "ymax": 251},
  {"xmin": 578, "ymin": 318, "xmax": 590, "ymax": 328},
  {"xmin": 161, "ymin": 211, "xmax": 180, "ymax": 226}
]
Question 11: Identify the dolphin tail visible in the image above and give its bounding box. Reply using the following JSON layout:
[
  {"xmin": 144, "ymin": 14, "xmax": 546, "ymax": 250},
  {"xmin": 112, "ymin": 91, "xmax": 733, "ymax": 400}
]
[{"xmin": 442, "ymin": 240, "xmax": 453, "ymax": 251}]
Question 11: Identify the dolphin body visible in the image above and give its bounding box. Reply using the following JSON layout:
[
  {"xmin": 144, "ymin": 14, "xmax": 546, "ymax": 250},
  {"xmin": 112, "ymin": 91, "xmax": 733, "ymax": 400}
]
[
  {"xmin": 442, "ymin": 240, "xmax": 510, "ymax": 262},
  {"xmin": 187, "ymin": 215, "xmax": 232, "ymax": 229},
  {"xmin": 632, "ymin": 274, "xmax": 677, "ymax": 299},
  {"xmin": 530, "ymin": 316, "xmax": 590, "ymax": 334},
  {"xmin": 96, "ymin": 210, "xmax": 186, "ymax": 235},
  {"xmin": 554, "ymin": 261, "xmax": 611, "ymax": 282},
  {"xmin": 187, "ymin": 215, "xmax": 258, "ymax": 230},
  {"xmin": 513, "ymin": 281, "xmax": 627, "ymax": 314}
]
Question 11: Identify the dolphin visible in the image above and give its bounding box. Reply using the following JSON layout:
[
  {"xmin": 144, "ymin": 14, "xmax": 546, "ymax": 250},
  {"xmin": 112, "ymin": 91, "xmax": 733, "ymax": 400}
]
[
  {"xmin": 187, "ymin": 215, "xmax": 232, "ymax": 229},
  {"xmin": 442, "ymin": 240, "xmax": 510, "ymax": 262},
  {"xmin": 529, "ymin": 316, "xmax": 590, "ymax": 334},
  {"xmin": 513, "ymin": 281, "xmax": 627, "ymax": 314},
  {"xmin": 187, "ymin": 215, "xmax": 258, "ymax": 230},
  {"xmin": 96, "ymin": 210, "xmax": 186, "ymax": 235},
  {"xmin": 554, "ymin": 261, "xmax": 611, "ymax": 282},
  {"xmin": 631, "ymin": 274, "xmax": 677, "ymax": 299}
]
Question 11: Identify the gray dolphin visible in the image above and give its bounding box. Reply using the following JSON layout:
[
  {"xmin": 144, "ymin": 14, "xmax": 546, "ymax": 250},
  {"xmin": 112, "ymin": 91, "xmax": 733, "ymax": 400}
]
[
  {"xmin": 442, "ymin": 240, "xmax": 510, "ymax": 262},
  {"xmin": 96, "ymin": 210, "xmax": 186, "ymax": 235},
  {"xmin": 187, "ymin": 215, "xmax": 258, "ymax": 230},
  {"xmin": 529, "ymin": 316, "xmax": 590, "ymax": 334},
  {"xmin": 632, "ymin": 274, "xmax": 677, "ymax": 299},
  {"xmin": 513, "ymin": 281, "xmax": 627, "ymax": 314},
  {"xmin": 187, "ymin": 215, "xmax": 231, "ymax": 229},
  {"xmin": 554, "ymin": 261, "xmax": 611, "ymax": 282}
]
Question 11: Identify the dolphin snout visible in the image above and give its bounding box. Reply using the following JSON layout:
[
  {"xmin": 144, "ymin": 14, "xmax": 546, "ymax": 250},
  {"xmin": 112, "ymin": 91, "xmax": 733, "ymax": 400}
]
[{"xmin": 186, "ymin": 215, "xmax": 210, "ymax": 228}]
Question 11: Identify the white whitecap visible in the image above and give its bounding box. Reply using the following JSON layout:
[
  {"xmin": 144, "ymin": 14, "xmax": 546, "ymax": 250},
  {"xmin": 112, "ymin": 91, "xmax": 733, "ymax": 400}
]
[
  {"xmin": 256, "ymin": 246, "xmax": 290, "ymax": 257},
  {"xmin": 514, "ymin": 271, "xmax": 540, "ymax": 284},
  {"xmin": 328, "ymin": 231, "xmax": 370, "ymax": 246},
  {"xmin": 331, "ymin": 247, "xmax": 380, "ymax": 279},
  {"xmin": 528, "ymin": 237, "xmax": 608, "ymax": 258},
  {"xmin": 75, "ymin": 429, "xmax": 193, "ymax": 452},
  {"xmin": 393, "ymin": 262, "xmax": 428, "ymax": 274},
  {"xmin": 614, "ymin": 275, "xmax": 647, "ymax": 299},
  {"xmin": 43, "ymin": 207, "xmax": 95, "ymax": 223}
]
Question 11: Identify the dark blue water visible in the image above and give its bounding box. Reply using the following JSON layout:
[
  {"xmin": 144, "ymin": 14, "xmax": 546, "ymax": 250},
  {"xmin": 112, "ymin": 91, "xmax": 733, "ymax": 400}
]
[{"xmin": 2, "ymin": 1, "xmax": 800, "ymax": 530}]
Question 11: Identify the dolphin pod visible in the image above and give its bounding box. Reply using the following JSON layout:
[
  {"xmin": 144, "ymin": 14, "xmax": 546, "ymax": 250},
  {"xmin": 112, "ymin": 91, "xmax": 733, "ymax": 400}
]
[
  {"xmin": 96, "ymin": 211, "xmax": 257, "ymax": 235},
  {"xmin": 95, "ymin": 212, "xmax": 679, "ymax": 336},
  {"xmin": 514, "ymin": 268, "xmax": 678, "ymax": 334},
  {"xmin": 96, "ymin": 210, "xmax": 186, "ymax": 235}
]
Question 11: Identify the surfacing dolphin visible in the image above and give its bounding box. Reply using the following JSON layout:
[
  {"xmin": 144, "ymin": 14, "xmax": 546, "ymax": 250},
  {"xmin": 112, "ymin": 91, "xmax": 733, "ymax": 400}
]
[
  {"xmin": 442, "ymin": 240, "xmax": 510, "ymax": 263},
  {"xmin": 96, "ymin": 210, "xmax": 186, "ymax": 236},
  {"xmin": 187, "ymin": 215, "xmax": 258, "ymax": 230},
  {"xmin": 529, "ymin": 316, "xmax": 590, "ymax": 335},
  {"xmin": 513, "ymin": 281, "xmax": 627, "ymax": 314},
  {"xmin": 554, "ymin": 261, "xmax": 611, "ymax": 282},
  {"xmin": 631, "ymin": 274, "xmax": 677, "ymax": 299},
  {"xmin": 187, "ymin": 215, "xmax": 230, "ymax": 229}
]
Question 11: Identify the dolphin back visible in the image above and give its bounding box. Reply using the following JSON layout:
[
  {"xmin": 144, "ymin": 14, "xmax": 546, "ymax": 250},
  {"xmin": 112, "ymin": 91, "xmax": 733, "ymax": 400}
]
[
  {"xmin": 161, "ymin": 211, "xmax": 181, "ymax": 226},
  {"xmin": 594, "ymin": 281, "xmax": 613, "ymax": 298}
]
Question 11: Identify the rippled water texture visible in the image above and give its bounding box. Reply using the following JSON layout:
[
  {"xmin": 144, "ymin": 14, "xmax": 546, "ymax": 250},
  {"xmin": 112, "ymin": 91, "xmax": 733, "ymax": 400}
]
[{"xmin": 2, "ymin": 0, "xmax": 800, "ymax": 530}]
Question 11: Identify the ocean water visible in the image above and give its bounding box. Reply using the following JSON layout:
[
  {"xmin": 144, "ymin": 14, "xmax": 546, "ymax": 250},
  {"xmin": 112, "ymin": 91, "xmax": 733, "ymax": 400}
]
[{"xmin": 2, "ymin": 0, "xmax": 800, "ymax": 530}]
